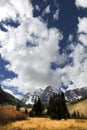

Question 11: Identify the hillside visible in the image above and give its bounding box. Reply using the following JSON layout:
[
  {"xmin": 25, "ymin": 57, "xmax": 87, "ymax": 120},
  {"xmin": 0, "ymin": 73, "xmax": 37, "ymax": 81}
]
[
  {"xmin": 0, "ymin": 86, "xmax": 24, "ymax": 106},
  {"xmin": 68, "ymin": 98, "xmax": 87, "ymax": 118}
]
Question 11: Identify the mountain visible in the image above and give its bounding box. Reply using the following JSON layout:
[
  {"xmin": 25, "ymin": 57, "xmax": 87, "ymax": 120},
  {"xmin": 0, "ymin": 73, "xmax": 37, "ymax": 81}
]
[
  {"xmin": 21, "ymin": 93, "xmax": 38, "ymax": 105},
  {"xmin": 65, "ymin": 87, "xmax": 87, "ymax": 102},
  {"xmin": 21, "ymin": 86, "xmax": 61, "ymax": 104},
  {"xmin": 22, "ymin": 86, "xmax": 87, "ymax": 105},
  {"xmin": 40, "ymin": 86, "xmax": 60, "ymax": 103},
  {"xmin": 0, "ymin": 86, "xmax": 24, "ymax": 106},
  {"xmin": 34, "ymin": 88, "xmax": 43, "ymax": 96}
]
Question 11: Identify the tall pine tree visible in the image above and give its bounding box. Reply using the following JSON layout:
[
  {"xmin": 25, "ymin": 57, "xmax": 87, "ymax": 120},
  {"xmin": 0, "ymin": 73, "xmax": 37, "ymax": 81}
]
[
  {"xmin": 48, "ymin": 92, "xmax": 69, "ymax": 119},
  {"xmin": 60, "ymin": 92, "xmax": 70, "ymax": 119},
  {"xmin": 32, "ymin": 97, "xmax": 44, "ymax": 116}
]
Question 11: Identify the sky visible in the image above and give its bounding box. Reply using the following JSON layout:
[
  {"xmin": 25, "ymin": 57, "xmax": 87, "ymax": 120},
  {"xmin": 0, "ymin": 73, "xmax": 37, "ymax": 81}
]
[{"xmin": 0, "ymin": 0, "xmax": 87, "ymax": 97}]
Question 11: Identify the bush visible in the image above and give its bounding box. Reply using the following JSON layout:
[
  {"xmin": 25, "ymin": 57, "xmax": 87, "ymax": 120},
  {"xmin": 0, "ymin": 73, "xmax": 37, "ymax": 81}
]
[
  {"xmin": 25, "ymin": 108, "xmax": 28, "ymax": 114},
  {"xmin": 0, "ymin": 106, "xmax": 26, "ymax": 125},
  {"xmin": 16, "ymin": 111, "xmax": 26, "ymax": 120},
  {"xmin": 29, "ymin": 110, "xmax": 35, "ymax": 117},
  {"xmin": 71, "ymin": 111, "xmax": 80, "ymax": 119}
]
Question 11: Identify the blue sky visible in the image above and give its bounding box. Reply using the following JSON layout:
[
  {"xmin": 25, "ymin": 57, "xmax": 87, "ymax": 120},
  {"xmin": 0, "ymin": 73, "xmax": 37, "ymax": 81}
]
[{"xmin": 0, "ymin": 0, "xmax": 87, "ymax": 97}]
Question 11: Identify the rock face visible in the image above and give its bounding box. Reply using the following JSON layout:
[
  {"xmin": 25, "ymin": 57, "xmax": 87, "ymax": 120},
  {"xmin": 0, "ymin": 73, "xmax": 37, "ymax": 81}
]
[
  {"xmin": 21, "ymin": 93, "xmax": 38, "ymax": 105},
  {"xmin": 21, "ymin": 86, "xmax": 87, "ymax": 104},
  {"xmin": 40, "ymin": 86, "xmax": 60, "ymax": 103},
  {"xmin": 21, "ymin": 86, "xmax": 61, "ymax": 104},
  {"xmin": 65, "ymin": 87, "xmax": 87, "ymax": 102}
]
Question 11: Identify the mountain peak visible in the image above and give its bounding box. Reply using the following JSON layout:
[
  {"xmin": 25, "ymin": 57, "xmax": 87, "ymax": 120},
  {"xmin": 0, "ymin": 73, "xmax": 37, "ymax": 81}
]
[
  {"xmin": 21, "ymin": 86, "xmax": 87, "ymax": 104},
  {"xmin": 34, "ymin": 88, "xmax": 43, "ymax": 96},
  {"xmin": 45, "ymin": 86, "xmax": 60, "ymax": 93}
]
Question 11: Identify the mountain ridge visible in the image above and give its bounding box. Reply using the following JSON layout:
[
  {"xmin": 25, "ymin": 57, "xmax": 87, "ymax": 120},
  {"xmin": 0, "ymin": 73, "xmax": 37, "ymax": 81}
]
[{"xmin": 21, "ymin": 86, "xmax": 87, "ymax": 104}]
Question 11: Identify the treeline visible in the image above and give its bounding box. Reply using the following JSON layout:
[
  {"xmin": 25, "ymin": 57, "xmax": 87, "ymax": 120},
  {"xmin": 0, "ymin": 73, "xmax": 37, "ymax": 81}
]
[
  {"xmin": 47, "ymin": 92, "xmax": 70, "ymax": 119},
  {"xmin": 16, "ymin": 92, "xmax": 87, "ymax": 119},
  {"xmin": 29, "ymin": 92, "xmax": 70, "ymax": 120},
  {"xmin": 15, "ymin": 91, "xmax": 87, "ymax": 120}
]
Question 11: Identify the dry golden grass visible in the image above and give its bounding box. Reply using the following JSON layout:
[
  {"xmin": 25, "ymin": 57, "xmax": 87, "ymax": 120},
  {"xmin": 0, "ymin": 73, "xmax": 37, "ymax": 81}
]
[
  {"xmin": 0, "ymin": 117, "xmax": 87, "ymax": 130},
  {"xmin": 68, "ymin": 99, "xmax": 87, "ymax": 118},
  {"xmin": 0, "ymin": 106, "xmax": 26, "ymax": 125},
  {"xmin": 0, "ymin": 99, "xmax": 87, "ymax": 130}
]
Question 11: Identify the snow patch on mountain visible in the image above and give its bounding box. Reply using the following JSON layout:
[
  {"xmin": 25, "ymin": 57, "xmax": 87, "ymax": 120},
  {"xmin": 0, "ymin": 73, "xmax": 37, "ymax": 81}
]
[{"xmin": 21, "ymin": 86, "xmax": 87, "ymax": 104}]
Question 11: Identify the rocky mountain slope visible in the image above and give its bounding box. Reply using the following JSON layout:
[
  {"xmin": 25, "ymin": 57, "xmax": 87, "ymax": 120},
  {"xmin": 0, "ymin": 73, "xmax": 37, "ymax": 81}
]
[
  {"xmin": 65, "ymin": 87, "xmax": 87, "ymax": 102},
  {"xmin": 21, "ymin": 86, "xmax": 87, "ymax": 104}
]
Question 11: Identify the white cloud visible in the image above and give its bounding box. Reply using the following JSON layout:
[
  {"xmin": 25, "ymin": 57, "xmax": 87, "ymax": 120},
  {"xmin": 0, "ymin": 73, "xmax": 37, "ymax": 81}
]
[
  {"xmin": 77, "ymin": 17, "xmax": 87, "ymax": 46},
  {"xmin": 78, "ymin": 17, "xmax": 87, "ymax": 33},
  {"xmin": 3, "ymin": 88, "xmax": 22, "ymax": 99},
  {"xmin": 68, "ymin": 34, "xmax": 73, "ymax": 42},
  {"xmin": 78, "ymin": 34, "xmax": 87, "ymax": 46},
  {"xmin": 75, "ymin": 0, "xmax": 87, "ymax": 8},
  {"xmin": 58, "ymin": 44, "xmax": 87, "ymax": 89},
  {"xmin": 0, "ymin": 0, "xmax": 33, "ymax": 22},
  {"xmin": 0, "ymin": 0, "xmax": 65, "ymax": 93},
  {"xmin": 53, "ymin": 9, "xmax": 59, "ymax": 20},
  {"xmin": 67, "ymin": 13, "xmax": 87, "ymax": 88},
  {"xmin": 0, "ymin": 0, "xmax": 9, "ymax": 6},
  {"xmin": 4, "ymin": 88, "xmax": 14, "ymax": 95},
  {"xmin": 42, "ymin": 5, "xmax": 50, "ymax": 16},
  {"xmin": 69, "ymin": 44, "xmax": 87, "ymax": 87},
  {"xmin": 35, "ymin": 5, "xmax": 40, "ymax": 11},
  {"xmin": 0, "ymin": 0, "xmax": 87, "ymax": 94},
  {"xmin": 65, "ymin": 5, "xmax": 87, "ymax": 89}
]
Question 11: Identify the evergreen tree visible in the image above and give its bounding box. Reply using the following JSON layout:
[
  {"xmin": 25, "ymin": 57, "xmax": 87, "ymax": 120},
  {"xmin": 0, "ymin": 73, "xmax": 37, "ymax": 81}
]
[
  {"xmin": 25, "ymin": 108, "xmax": 28, "ymax": 114},
  {"xmin": 32, "ymin": 97, "xmax": 44, "ymax": 116},
  {"xmin": 29, "ymin": 110, "xmax": 35, "ymax": 117},
  {"xmin": 60, "ymin": 92, "xmax": 70, "ymax": 119},
  {"xmin": 72, "ymin": 111, "xmax": 77, "ymax": 119},
  {"xmin": 48, "ymin": 92, "xmax": 70, "ymax": 119},
  {"xmin": 16, "ymin": 102, "xmax": 20, "ymax": 111}
]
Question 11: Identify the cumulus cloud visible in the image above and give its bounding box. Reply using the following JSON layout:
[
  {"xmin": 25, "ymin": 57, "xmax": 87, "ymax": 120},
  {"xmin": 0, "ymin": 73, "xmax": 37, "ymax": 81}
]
[
  {"xmin": 68, "ymin": 34, "xmax": 73, "ymax": 42},
  {"xmin": 4, "ymin": 88, "xmax": 14, "ymax": 95},
  {"xmin": 0, "ymin": 0, "xmax": 33, "ymax": 22},
  {"xmin": 66, "ymin": 2, "xmax": 87, "ymax": 89},
  {"xmin": 75, "ymin": 0, "xmax": 87, "ymax": 8},
  {"xmin": 57, "ymin": 44, "xmax": 87, "ymax": 88},
  {"xmin": 78, "ymin": 17, "xmax": 87, "ymax": 33},
  {"xmin": 35, "ymin": 5, "xmax": 40, "ymax": 11},
  {"xmin": 3, "ymin": 88, "xmax": 22, "ymax": 99},
  {"xmin": 42, "ymin": 5, "xmax": 50, "ymax": 16},
  {"xmin": 53, "ymin": 9, "xmax": 59, "ymax": 20},
  {"xmin": 77, "ymin": 17, "xmax": 87, "ymax": 46},
  {"xmin": 0, "ymin": 0, "xmax": 65, "ymax": 93},
  {"xmin": 63, "ymin": 16, "xmax": 87, "ymax": 88},
  {"xmin": 78, "ymin": 34, "xmax": 87, "ymax": 46},
  {"xmin": 0, "ymin": 0, "xmax": 87, "ymax": 95}
]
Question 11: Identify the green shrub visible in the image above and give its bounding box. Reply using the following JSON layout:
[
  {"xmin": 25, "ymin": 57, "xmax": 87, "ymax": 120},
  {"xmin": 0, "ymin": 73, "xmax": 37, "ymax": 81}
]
[{"xmin": 29, "ymin": 110, "xmax": 35, "ymax": 117}]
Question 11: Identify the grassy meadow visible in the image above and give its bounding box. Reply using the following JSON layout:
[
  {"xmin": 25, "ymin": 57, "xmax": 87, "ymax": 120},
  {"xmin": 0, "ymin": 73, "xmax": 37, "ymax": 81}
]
[
  {"xmin": 0, "ymin": 98, "xmax": 87, "ymax": 130},
  {"xmin": 67, "ymin": 99, "xmax": 87, "ymax": 118},
  {"xmin": 0, "ymin": 117, "xmax": 87, "ymax": 130}
]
